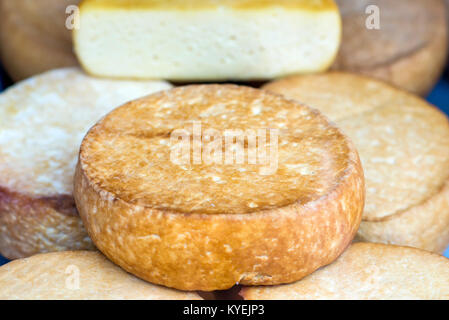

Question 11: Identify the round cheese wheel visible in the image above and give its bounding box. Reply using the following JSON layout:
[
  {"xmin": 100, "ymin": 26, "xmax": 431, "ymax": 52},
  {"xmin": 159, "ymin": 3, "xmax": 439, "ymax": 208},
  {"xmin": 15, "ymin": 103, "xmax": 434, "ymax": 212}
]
[
  {"xmin": 263, "ymin": 72, "xmax": 449, "ymax": 253},
  {"xmin": 74, "ymin": 84, "xmax": 364, "ymax": 291},
  {"xmin": 333, "ymin": 0, "xmax": 448, "ymax": 96},
  {"xmin": 241, "ymin": 243, "xmax": 449, "ymax": 300},
  {"xmin": 0, "ymin": 68, "xmax": 172, "ymax": 259},
  {"xmin": 0, "ymin": 251, "xmax": 201, "ymax": 300}
]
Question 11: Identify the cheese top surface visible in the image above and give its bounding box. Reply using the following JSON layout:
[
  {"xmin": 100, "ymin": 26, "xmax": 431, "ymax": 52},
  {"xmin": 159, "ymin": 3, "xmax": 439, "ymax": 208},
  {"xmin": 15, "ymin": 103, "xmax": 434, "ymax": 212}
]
[
  {"xmin": 79, "ymin": 85, "xmax": 357, "ymax": 215},
  {"xmin": 0, "ymin": 251, "xmax": 201, "ymax": 300},
  {"xmin": 80, "ymin": 0, "xmax": 337, "ymax": 11}
]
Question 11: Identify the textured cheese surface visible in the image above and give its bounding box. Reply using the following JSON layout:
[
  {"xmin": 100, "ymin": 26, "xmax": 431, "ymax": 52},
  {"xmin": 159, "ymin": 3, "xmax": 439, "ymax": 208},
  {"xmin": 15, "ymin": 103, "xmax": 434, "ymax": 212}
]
[
  {"xmin": 0, "ymin": 251, "xmax": 201, "ymax": 300},
  {"xmin": 242, "ymin": 243, "xmax": 449, "ymax": 300},
  {"xmin": 80, "ymin": 85, "xmax": 355, "ymax": 214},
  {"xmin": 263, "ymin": 73, "xmax": 449, "ymax": 220},
  {"xmin": 0, "ymin": 68, "xmax": 172, "ymax": 197},
  {"xmin": 75, "ymin": 0, "xmax": 340, "ymax": 80},
  {"xmin": 75, "ymin": 84, "xmax": 363, "ymax": 290}
]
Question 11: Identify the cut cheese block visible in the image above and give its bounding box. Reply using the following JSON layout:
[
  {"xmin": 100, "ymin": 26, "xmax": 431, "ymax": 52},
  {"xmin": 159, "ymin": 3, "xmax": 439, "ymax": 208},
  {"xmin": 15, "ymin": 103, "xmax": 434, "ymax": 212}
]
[
  {"xmin": 263, "ymin": 72, "xmax": 449, "ymax": 253},
  {"xmin": 0, "ymin": 0, "xmax": 80, "ymax": 81},
  {"xmin": 0, "ymin": 68, "xmax": 172, "ymax": 259},
  {"xmin": 74, "ymin": 0, "xmax": 341, "ymax": 81},
  {"xmin": 74, "ymin": 84, "xmax": 364, "ymax": 291},
  {"xmin": 333, "ymin": 0, "xmax": 448, "ymax": 96},
  {"xmin": 0, "ymin": 251, "xmax": 201, "ymax": 300},
  {"xmin": 241, "ymin": 243, "xmax": 449, "ymax": 300}
]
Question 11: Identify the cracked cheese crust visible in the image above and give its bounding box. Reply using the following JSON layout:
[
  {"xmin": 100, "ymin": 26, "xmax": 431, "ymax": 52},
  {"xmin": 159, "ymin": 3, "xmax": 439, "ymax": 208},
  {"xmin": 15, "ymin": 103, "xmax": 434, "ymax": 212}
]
[
  {"xmin": 0, "ymin": 68, "xmax": 172, "ymax": 259},
  {"xmin": 75, "ymin": 84, "xmax": 364, "ymax": 291}
]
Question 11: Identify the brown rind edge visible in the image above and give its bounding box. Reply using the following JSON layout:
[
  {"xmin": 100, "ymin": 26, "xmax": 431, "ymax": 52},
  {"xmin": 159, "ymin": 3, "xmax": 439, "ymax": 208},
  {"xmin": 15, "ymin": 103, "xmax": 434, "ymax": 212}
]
[
  {"xmin": 332, "ymin": 0, "xmax": 448, "ymax": 96},
  {"xmin": 350, "ymin": 30, "xmax": 448, "ymax": 97},
  {"xmin": 0, "ymin": 1, "xmax": 78, "ymax": 81},
  {"xmin": 74, "ymin": 128, "xmax": 365, "ymax": 291},
  {"xmin": 0, "ymin": 187, "xmax": 94, "ymax": 260},
  {"xmin": 356, "ymin": 179, "xmax": 449, "ymax": 254}
]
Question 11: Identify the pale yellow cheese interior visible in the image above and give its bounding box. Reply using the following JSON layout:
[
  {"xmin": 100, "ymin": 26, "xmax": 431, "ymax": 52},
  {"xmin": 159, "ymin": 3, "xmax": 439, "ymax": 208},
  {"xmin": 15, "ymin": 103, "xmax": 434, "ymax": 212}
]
[{"xmin": 75, "ymin": 0, "xmax": 341, "ymax": 80}]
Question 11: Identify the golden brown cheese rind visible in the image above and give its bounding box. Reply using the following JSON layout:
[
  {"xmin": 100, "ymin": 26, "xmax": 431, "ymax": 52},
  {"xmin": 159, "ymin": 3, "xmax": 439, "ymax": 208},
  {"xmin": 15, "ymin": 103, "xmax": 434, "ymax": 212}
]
[{"xmin": 75, "ymin": 84, "xmax": 364, "ymax": 291}]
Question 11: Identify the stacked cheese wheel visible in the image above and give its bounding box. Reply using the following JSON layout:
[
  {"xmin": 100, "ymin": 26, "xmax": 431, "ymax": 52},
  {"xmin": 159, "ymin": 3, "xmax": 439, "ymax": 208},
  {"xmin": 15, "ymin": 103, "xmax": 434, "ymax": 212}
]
[
  {"xmin": 0, "ymin": 68, "xmax": 172, "ymax": 259},
  {"xmin": 263, "ymin": 73, "xmax": 449, "ymax": 253}
]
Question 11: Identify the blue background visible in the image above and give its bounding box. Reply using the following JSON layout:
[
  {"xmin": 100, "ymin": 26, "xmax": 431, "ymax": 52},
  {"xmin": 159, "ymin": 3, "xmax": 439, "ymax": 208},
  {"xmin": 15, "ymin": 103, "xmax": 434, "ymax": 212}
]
[{"xmin": 0, "ymin": 66, "xmax": 448, "ymax": 266}]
